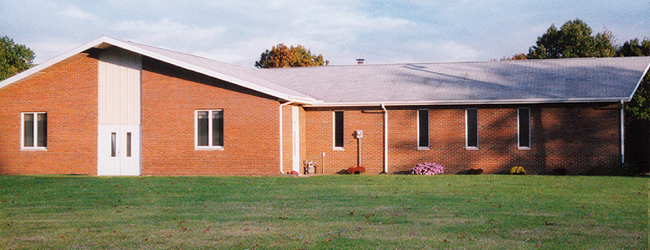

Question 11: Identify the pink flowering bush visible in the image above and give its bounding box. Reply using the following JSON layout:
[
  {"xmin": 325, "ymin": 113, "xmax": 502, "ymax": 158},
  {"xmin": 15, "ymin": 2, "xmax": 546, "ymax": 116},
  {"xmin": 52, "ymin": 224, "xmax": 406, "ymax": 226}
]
[{"xmin": 411, "ymin": 162, "xmax": 444, "ymax": 175}]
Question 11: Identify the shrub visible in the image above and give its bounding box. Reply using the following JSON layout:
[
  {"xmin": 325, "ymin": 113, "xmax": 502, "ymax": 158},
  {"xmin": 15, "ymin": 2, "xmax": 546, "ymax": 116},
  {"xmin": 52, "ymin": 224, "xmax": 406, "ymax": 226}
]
[
  {"xmin": 510, "ymin": 166, "xmax": 526, "ymax": 175},
  {"xmin": 615, "ymin": 162, "xmax": 641, "ymax": 176},
  {"xmin": 469, "ymin": 168, "xmax": 484, "ymax": 175},
  {"xmin": 551, "ymin": 168, "xmax": 568, "ymax": 175},
  {"xmin": 347, "ymin": 166, "xmax": 366, "ymax": 174},
  {"xmin": 457, "ymin": 168, "xmax": 483, "ymax": 175},
  {"xmin": 411, "ymin": 162, "xmax": 444, "ymax": 175}
]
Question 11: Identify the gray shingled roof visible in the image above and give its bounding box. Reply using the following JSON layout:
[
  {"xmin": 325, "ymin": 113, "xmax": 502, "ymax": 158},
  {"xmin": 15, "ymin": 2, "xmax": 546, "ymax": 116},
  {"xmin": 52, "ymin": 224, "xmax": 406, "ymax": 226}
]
[
  {"xmin": 253, "ymin": 57, "xmax": 650, "ymax": 105},
  {"xmin": 116, "ymin": 39, "xmax": 650, "ymax": 105}
]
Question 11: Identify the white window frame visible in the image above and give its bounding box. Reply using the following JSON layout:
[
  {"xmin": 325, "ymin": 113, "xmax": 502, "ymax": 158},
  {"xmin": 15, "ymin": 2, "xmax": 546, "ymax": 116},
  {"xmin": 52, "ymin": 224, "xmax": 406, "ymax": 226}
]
[
  {"xmin": 518, "ymin": 107, "xmax": 531, "ymax": 150},
  {"xmin": 333, "ymin": 110, "xmax": 344, "ymax": 150},
  {"xmin": 465, "ymin": 108, "xmax": 479, "ymax": 150},
  {"xmin": 417, "ymin": 109, "xmax": 430, "ymax": 150},
  {"xmin": 195, "ymin": 109, "xmax": 224, "ymax": 150},
  {"xmin": 21, "ymin": 112, "xmax": 47, "ymax": 151}
]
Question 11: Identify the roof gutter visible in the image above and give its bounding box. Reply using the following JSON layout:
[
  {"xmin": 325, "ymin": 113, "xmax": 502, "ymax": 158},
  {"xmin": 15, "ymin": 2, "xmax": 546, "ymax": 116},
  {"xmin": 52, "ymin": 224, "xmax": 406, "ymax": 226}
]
[
  {"xmin": 304, "ymin": 97, "xmax": 633, "ymax": 107},
  {"xmin": 381, "ymin": 104, "xmax": 388, "ymax": 174},
  {"xmin": 620, "ymin": 99, "xmax": 625, "ymax": 164}
]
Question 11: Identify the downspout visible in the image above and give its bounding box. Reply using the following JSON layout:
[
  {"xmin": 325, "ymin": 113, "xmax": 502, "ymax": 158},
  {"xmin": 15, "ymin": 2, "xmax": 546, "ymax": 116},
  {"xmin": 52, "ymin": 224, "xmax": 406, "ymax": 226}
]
[
  {"xmin": 279, "ymin": 99, "xmax": 295, "ymax": 174},
  {"xmin": 381, "ymin": 104, "xmax": 388, "ymax": 173},
  {"xmin": 620, "ymin": 99, "xmax": 625, "ymax": 164}
]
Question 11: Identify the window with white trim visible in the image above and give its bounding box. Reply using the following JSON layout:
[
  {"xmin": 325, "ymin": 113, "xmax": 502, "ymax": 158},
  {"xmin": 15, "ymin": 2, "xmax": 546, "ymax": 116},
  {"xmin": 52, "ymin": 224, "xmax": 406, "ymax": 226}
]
[
  {"xmin": 417, "ymin": 109, "xmax": 429, "ymax": 149},
  {"xmin": 466, "ymin": 108, "xmax": 478, "ymax": 149},
  {"xmin": 196, "ymin": 110, "xmax": 224, "ymax": 149},
  {"xmin": 22, "ymin": 112, "xmax": 47, "ymax": 149},
  {"xmin": 333, "ymin": 111, "xmax": 344, "ymax": 149},
  {"xmin": 518, "ymin": 107, "xmax": 531, "ymax": 149}
]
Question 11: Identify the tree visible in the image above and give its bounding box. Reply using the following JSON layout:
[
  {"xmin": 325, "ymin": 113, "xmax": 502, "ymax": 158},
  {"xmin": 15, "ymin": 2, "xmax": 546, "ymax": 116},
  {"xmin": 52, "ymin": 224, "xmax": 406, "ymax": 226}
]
[
  {"xmin": 592, "ymin": 30, "xmax": 616, "ymax": 57},
  {"xmin": 0, "ymin": 36, "xmax": 35, "ymax": 81},
  {"xmin": 621, "ymin": 39, "xmax": 650, "ymax": 121},
  {"xmin": 627, "ymin": 74, "xmax": 650, "ymax": 120},
  {"xmin": 616, "ymin": 38, "xmax": 650, "ymax": 174},
  {"xmin": 500, "ymin": 53, "xmax": 527, "ymax": 61},
  {"xmin": 510, "ymin": 54, "xmax": 527, "ymax": 60},
  {"xmin": 527, "ymin": 19, "xmax": 615, "ymax": 59},
  {"xmin": 255, "ymin": 43, "xmax": 328, "ymax": 68},
  {"xmin": 617, "ymin": 38, "xmax": 650, "ymax": 57}
]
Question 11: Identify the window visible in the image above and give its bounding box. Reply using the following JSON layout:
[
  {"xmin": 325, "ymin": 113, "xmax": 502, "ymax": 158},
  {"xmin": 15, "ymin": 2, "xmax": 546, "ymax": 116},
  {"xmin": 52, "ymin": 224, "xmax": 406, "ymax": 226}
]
[
  {"xmin": 126, "ymin": 132, "xmax": 132, "ymax": 157},
  {"xmin": 333, "ymin": 111, "xmax": 344, "ymax": 149},
  {"xmin": 518, "ymin": 107, "xmax": 531, "ymax": 149},
  {"xmin": 22, "ymin": 112, "xmax": 47, "ymax": 150},
  {"xmin": 111, "ymin": 132, "xmax": 117, "ymax": 157},
  {"xmin": 196, "ymin": 110, "xmax": 224, "ymax": 149},
  {"xmin": 466, "ymin": 108, "xmax": 478, "ymax": 149},
  {"xmin": 418, "ymin": 109, "xmax": 429, "ymax": 149}
]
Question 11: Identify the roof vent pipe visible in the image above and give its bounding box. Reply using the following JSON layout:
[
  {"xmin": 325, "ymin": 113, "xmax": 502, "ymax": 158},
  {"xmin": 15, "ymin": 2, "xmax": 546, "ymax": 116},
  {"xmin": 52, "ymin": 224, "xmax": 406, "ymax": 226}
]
[{"xmin": 356, "ymin": 59, "xmax": 364, "ymax": 65}]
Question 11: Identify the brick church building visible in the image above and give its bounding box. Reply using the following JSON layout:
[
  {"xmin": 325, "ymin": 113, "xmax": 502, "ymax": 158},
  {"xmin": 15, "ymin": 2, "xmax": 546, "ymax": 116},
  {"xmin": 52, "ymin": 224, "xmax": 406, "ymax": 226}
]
[{"xmin": 1, "ymin": 37, "xmax": 649, "ymax": 175}]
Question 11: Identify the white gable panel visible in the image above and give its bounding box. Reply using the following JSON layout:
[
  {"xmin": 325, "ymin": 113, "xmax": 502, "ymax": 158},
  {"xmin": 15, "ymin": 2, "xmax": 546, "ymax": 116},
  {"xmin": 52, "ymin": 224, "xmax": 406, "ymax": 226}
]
[{"xmin": 98, "ymin": 47, "xmax": 142, "ymax": 125}]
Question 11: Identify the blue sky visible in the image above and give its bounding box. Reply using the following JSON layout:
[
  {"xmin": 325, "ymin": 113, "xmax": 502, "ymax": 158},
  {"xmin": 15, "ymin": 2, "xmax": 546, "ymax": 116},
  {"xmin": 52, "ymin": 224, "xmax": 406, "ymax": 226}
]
[{"xmin": 1, "ymin": 0, "xmax": 648, "ymax": 67}]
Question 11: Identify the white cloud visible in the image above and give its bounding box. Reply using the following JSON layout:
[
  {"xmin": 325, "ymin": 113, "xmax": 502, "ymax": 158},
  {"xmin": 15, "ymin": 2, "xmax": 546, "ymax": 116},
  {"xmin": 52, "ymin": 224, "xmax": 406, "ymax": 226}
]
[
  {"xmin": 30, "ymin": 39, "xmax": 85, "ymax": 64},
  {"xmin": 5, "ymin": 0, "xmax": 647, "ymax": 67},
  {"xmin": 58, "ymin": 6, "xmax": 94, "ymax": 20},
  {"xmin": 111, "ymin": 19, "xmax": 226, "ymax": 46},
  {"xmin": 431, "ymin": 41, "xmax": 481, "ymax": 62}
]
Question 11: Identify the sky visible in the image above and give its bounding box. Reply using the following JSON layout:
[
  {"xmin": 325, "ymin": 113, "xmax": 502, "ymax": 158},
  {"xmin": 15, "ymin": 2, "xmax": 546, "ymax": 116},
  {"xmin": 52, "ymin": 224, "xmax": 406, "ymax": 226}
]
[{"xmin": 1, "ymin": 0, "xmax": 648, "ymax": 67}]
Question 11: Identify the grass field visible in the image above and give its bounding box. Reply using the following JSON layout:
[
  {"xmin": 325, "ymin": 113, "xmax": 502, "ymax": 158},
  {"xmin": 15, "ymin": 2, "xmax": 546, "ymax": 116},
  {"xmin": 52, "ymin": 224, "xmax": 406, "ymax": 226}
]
[{"xmin": 0, "ymin": 175, "xmax": 647, "ymax": 249}]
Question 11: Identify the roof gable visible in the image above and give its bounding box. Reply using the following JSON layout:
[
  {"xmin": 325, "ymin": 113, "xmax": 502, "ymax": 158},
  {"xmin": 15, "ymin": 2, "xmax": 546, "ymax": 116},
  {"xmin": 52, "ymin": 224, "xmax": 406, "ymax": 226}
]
[{"xmin": 0, "ymin": 36, "xmax": 315, "ymax": 103}]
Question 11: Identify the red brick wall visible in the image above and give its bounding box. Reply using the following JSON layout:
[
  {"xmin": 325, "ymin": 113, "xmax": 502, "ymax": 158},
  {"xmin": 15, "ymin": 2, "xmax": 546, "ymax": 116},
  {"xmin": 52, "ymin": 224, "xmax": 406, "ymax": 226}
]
[
  {"xmin": 140, "ymin": 58, "xmax": 281, "ymax": 175},
  {"xmin": 0, "ymin": 53, "xmax": 99, "ymax": 175},
  {"xmin": 305, "ymin": 107, "xmax": 386, "ymax": 174},
  {"xmin": 305, "ymin": 103, "xmax": 621, "ymax": 175},
  {"xmin": 0, "ymin": 51, "xmax": 622, "ymax": 176},
  {"xmin": 535, "ymin": 104, "xmax": 620, "ymax": 175}
]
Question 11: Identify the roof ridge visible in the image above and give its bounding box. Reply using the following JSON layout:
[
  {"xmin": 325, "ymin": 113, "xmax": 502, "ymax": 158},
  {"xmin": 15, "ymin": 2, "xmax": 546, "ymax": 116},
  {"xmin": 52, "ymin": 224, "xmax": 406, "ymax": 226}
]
[{"xmin": 261, "ymin": 56, "xmax": 650, "ymax": 71}]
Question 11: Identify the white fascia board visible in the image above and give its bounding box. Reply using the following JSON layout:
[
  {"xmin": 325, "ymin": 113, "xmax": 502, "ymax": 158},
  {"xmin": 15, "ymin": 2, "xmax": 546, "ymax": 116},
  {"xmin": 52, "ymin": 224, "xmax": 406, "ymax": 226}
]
[
  {"xmin": 0, "ymin": 36, "xmax": 111, "ymax": 90},
  {"xmin": 98, "ymin": 38, "xmax": 317, "ymax": 103},
  {"xmin": 628, "ymin": 61, "xmax": 650, "ymax": 100},
  {"xmin": 304, "ymin": 97, "xmax": 629, "ymax": 107}
]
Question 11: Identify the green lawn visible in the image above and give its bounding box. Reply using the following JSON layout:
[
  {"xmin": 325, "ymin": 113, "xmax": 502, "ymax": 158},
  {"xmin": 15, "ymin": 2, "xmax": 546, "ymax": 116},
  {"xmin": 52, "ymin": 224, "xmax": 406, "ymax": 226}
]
[{"xmin": 0, "ymin": 175, "xmax": 647, "ymax": 249}]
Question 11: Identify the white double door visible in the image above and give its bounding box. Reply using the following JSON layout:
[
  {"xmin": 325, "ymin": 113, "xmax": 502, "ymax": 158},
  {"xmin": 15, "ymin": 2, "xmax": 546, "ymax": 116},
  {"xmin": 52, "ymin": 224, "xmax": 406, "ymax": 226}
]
[{"xmin": 98, "ymin": 125, "xmax": 141, "ymax": 176}]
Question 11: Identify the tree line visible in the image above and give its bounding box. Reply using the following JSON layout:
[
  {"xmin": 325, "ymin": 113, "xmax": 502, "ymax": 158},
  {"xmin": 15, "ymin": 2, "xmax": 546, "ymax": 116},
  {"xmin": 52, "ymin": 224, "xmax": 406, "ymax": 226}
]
[
  {"xmin": 0, "ymin": 36, "xmax": 34, "ymax": 81},
  {"xmin": 505, "ymin": 19, "xmax": 649, "ymax": 121},
  {"xmin": 506, "ymin": 19, "xmax": 649, "ymax": 60}
]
